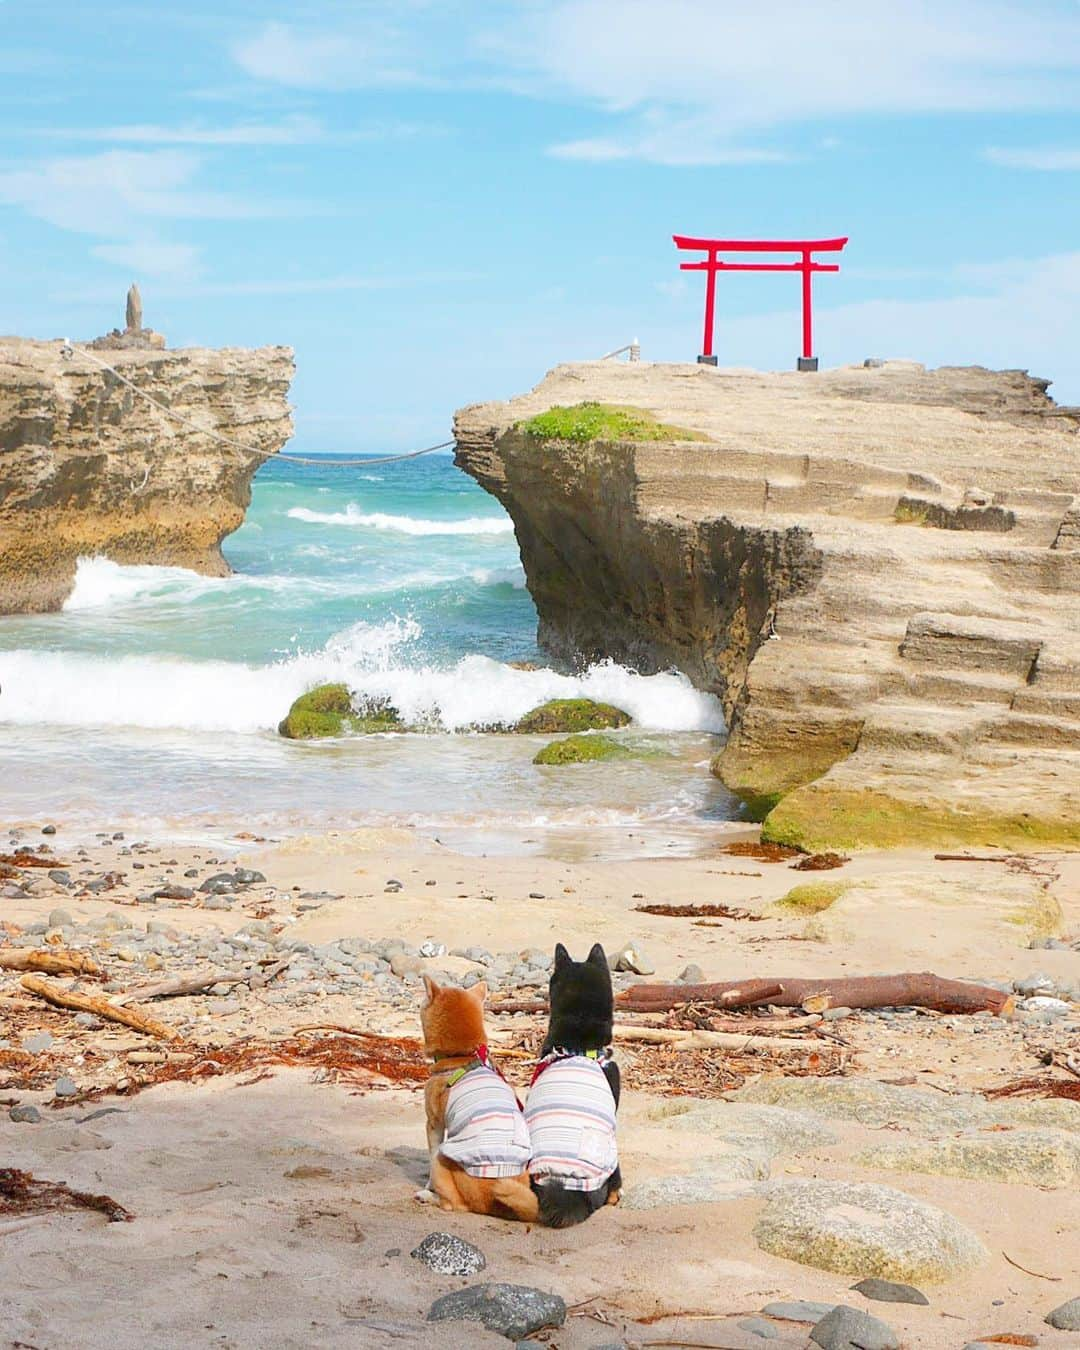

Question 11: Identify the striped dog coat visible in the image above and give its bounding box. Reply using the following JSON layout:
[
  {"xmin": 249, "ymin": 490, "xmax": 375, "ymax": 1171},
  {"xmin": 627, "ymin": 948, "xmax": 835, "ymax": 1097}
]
[
  {"xmin": 439, "ymin": 1056, "xmax": 531, "ymax": 1179},
  {"xmin": 525, "ymin": 1051, "xmax": 618, "ymax": 1193}
]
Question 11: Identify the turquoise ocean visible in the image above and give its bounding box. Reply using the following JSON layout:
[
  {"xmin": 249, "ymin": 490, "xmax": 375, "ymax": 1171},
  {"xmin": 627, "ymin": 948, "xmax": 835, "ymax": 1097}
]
[{"xmin": 0, "ymin": 456, "xmax": 737, "ymax": 855}]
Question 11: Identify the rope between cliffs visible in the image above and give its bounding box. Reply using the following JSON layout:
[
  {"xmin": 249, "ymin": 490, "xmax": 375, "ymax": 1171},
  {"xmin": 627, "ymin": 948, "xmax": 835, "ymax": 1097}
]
[{"xmin": 59, "ymin": 344, "xmax": 455, "ymax": 468}]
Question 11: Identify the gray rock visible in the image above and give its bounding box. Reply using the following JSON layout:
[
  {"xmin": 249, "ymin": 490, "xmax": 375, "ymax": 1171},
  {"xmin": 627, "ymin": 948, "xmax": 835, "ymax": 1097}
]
[
  {"xmin": 850, "ymin": 1278, "xmax": 928, "ymax": 1306},
  {"xmin": 9, "ymin": 1104, "xmax": 42, "ymax": 1123},
  {"xmin": 48, "ymin": 872, "xmax": 71, "ymax": 887},
  {"xmin": 47, "ymin": 908, "xmax": 73, "ymax": 928},
  {"xmin": 1014, "ymin": 970, "xmax": 1056, "ymax": 995},
  {"xmin": 738, "ymin": 1318, "xmax": 779, "ymax": 1339},
  {"xmin": 202, "ymin": 894, "xmax": 232, "ymax": 910},
  {"xmin": 199, "ymin": 874, "xmax": 236, "ymax": 894},
  {"xmin": 810, "ymin": 1304, "xmax": 898, "ymax": 1350},
  {"xmin": 761, "ymin": 1301, "xmax": 836, "ymax": 1323},
  {"xmin": 74, "ymin": 1013, "xmax": 101, "ymax": 1028},
  {"xmin": 233, "ymin": 868, "xmax": 265, "ymax": 885},
  {"xmin": 42, "ymin": 823, "xmax": 56, "ymax": 834},
  {"xmin": 678, "ymin": 963, "xmax": 705, "ymax": 984},
  {"xmin": 54, "ymin": 1075, "xmax": 78, "ymax": 1098},
  {"xmin": 22, "ymin": 1031, "xmax": 54, "ymax": 1054},
  {"xmin": 621, "ymin": 1174, "xmax": 762, "ymax": 1208},
  {"xmin": 410, "ymin": 1232, "xmax": 486, "ymax": 1277},
  {"xmin": 390, "ymin": 951, "xmax": 423, "ymax": 977},
  {"xmin": 427, "ymin": 1284, "xmax": 565, "ymax": 1341},
  {"xmin": 754, "ymin": 1180, "xmax": 987, "ymax": 1283},
  {"xmin": 823, "ymin": 1006, "xmax": 853, "ymax": 1021},
  {"xmin": 418, "ymin": 940, "xmax": 446, "ymax": 959},
  {"xmin": 154, "ymin": 884, "xmax": 194, "ymax": 900},
  {"xmin": 1046, "ymin": 1296, "xmax": 1080, "ymax": 1331}
]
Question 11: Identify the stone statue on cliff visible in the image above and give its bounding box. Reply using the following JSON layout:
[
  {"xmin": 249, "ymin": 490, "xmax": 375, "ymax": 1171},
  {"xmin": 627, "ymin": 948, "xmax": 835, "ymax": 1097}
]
[
  {"xmin": 125, "ymin": 283, "xmax": 143, "ymax": 334},
  {"xmin": 89, "ymin": 283, "xmax": 165, "ymax": 352}
]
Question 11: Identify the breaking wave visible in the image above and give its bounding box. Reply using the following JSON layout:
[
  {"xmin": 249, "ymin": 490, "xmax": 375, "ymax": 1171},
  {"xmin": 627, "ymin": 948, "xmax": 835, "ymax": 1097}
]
[{"xmin": 287, "ymin": 504, "xmax": 514, "ymax": 535}]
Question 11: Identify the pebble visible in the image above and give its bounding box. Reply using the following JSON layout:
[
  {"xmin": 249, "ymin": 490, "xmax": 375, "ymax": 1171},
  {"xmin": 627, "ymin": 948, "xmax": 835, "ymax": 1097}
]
[
  {"xmin": 54, "ymin": 1076, "xmax": 78, "ymax": 1098},
  {"xmin": 154, "ymin": 884, "xmax": 194, "ymax": 900},
  {"xmin": 9, "ymin": 1104, "xmax": 42, "ymax": 1123},
  {"xmin": 761, "ymin": 1301, "xmax": 836, "ymax": 1323},
  {"xmin": 199, "ymin": 874, "xmax": 237, "ymax": 895},
  {"xmin": 418, "ymin": 941, "xmax": 446, "ymax": 959},
  {"xmin": 427, "ymin": 1284, "xmax": 566, "ymax": 1340},
  {"xmin": 810, "ymin": 1305, "xmax": 898, "ymax": 1350},
  {"xmin": 823, "ymin": 1006, "xmax": 853, "ymax": 1021},
  {"xmin": 22, "ymin": 1031, "xmax": 54, "ymax": 1054},
  {"xmin": 850, "ymin": 1278, "xmax": 928, "ymax": 1306},
  {"xmin": 1046, "ymin": 1296, "xmax": 1080, "ymax": 1331},
  {"xmin": 74, "ymin": 1013, "xmax": 101, "ymax": 1028},
  {"xmin": 678, "ymin": 964, "xmax": 705, "ymax": 984},
  {"xmin": 738, "ymin": 1317, "xmax": 780, "ymax": 1339},
  {"xmin": 390, "ymin": 952, "xmax": 423, "ymax": 977},
  {"xmin": 41, "ymin": 824, "xmax": 56, "ymax": 834},
  {"xmin": 411, "ymin": 1232, "xmax": 486, "ymax": 1277}
]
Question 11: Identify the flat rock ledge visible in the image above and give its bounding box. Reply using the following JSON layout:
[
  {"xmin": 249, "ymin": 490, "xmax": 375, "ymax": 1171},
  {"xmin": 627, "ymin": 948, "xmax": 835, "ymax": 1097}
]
[{"xmin": 753, "ymin": 1179, "xmax": 988, "ymax": 1284}]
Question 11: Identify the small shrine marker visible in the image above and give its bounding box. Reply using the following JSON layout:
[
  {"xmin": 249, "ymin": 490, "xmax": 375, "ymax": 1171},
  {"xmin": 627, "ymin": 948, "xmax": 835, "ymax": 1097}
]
[{"xmin": 672, "ymin": 235, "xmax": 848, "ymax": 371}]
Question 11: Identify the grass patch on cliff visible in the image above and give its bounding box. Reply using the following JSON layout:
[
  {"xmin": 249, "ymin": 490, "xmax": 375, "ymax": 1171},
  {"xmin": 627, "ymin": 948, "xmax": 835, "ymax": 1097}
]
[
  {"xmin": 762, "ymin": 787, "xmax": 1080, "ymax": 853},
  {"xmin": 519, "ymin": 402, "xmax": 705, "ymax": 444}
]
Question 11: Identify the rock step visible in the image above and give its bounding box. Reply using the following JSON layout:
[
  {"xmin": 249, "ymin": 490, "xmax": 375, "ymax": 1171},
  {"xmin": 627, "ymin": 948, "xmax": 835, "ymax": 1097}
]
[
  {"xmin": 1011, "ymin": 687, "xmax": 1080, "ymax": 719},
  {"xmin": 900, "ymin": 612, "xmax": 1043, "ymax": 677}
]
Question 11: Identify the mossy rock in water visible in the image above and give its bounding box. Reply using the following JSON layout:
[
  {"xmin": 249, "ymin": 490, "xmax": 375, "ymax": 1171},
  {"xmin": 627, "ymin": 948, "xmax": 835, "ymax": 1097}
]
[
  {"xmin": 278, "ymin": 685, "xmax": 404, "ymax": 739},
  {"xmin": 518, "ymin": 402, "xmax": 706, "ymax": 444},
  {"xmin": 533, "ymin": 734, "xmax": 636, "ymax": 766},
  {"xmin": 515, "ymin": 698, "xmax": 631, "ymax": 734}
]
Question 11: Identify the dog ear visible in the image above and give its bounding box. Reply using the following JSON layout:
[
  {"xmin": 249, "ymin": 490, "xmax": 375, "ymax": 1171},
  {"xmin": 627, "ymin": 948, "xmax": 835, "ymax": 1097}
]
[
  {"xmin": 553, "ymin": 942, "xmax": 571, "ymax": 968},
  {"xmin": 587, "ymin": 943, "xmax": 608, "ymax": 968},
  {"xmin": 470, "ymin": 979, "xmax": 488, "ymax": 1004},
  {"xmin": 421, "ymin": 974, "xmax": 440, "ymax": 1004}
]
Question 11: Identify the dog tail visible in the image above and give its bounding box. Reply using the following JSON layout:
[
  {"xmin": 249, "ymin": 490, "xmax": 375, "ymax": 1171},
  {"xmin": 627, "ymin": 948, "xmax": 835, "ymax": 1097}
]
[{"xmin": 534, "ymin": 1179, "xmax": 593, "ymax": 1229}]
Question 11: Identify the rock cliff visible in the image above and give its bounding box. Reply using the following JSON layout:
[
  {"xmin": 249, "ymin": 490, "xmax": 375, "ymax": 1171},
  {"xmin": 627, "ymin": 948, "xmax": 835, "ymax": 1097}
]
[
  {"xmin": 454, "ymin": 360, "xmax": 1080, "ymax": 850},
  {"xmin": 0, "ymin": 337, "xmax": 294, "ymax": 612}
]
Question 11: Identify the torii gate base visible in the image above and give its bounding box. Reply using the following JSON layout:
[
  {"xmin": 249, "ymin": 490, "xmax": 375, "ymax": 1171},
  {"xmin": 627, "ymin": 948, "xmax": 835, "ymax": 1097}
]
[{"xmin": 674, "ymin": 235, "xmax": 848, "ymax": 372}]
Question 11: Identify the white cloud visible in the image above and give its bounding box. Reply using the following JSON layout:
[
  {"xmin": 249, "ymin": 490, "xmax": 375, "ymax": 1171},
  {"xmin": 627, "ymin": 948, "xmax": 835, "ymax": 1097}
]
[
  {"xmin": 983, "ymin": 146, "xmax": 1080, "ymax": 170},
  {"xmin": 91, "ymin": 241, "xmax": 203, "ymax": 278},
  {"xmin": 0, "ymin": 149, "xmax": 297, "ymax": 281},
  {"xmin": 33, "ymin": 115, "xmax": 445, "ymax": 148},
  {"xmin": 228, "ymin": 3, "xmax": 1080, "ymax": 165},
  {"xmin": 232, "ymin": 19, "xmax": 427, "ymax": 90}
]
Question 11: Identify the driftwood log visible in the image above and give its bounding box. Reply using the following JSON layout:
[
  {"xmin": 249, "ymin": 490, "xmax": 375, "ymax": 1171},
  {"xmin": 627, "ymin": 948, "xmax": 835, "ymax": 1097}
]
[
  {"xmin": 111, "ymin": 958, "xmax": 288, "ymax": 1006},
  {"xmin": 612, "ymin": 1023, "xmax": 821, "ymax": 1052},
  {"xmin": 0, "ymin": 949, "xmax": 100, "ymax": 976},
  {"xmin": 489, "ymin": 982, "xmax": 783, "ymax": 1017},
  {"xmin": 616, "ymin": 972, "xmax": 1014, "ymax": 1016},
  {"xmin": 19, "ymin": 975, "xmax": 181, "ymax": 1041}
]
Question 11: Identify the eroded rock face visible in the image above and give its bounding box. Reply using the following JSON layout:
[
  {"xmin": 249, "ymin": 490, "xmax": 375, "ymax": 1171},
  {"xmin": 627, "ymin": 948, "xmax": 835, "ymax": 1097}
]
[
  {"xmin": 0, "ymin": 337, "xmax": 293, "ymax": 612},
  {"xmin": 454, "ymin": 360, "xmax": 1080, "ymax": 849}
]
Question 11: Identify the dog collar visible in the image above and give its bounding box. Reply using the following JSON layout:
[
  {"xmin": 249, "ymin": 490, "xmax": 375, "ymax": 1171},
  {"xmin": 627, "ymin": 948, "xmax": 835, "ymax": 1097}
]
[{"xmin": 530, "ymin": 1045, "xmax": 612, "ymax": 1086}]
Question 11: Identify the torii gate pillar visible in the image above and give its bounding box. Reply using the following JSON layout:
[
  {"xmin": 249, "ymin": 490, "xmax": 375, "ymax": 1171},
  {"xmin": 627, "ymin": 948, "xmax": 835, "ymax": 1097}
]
[{"xmin": 672, "ymin": 235, "xmax": 848, "ymax": 371}]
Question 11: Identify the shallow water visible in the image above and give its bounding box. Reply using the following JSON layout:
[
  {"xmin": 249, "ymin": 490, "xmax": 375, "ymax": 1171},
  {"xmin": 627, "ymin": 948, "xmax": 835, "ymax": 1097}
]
[{"xmin": 1, "ymin": 455, "xmax": 738, "ymax": 853}]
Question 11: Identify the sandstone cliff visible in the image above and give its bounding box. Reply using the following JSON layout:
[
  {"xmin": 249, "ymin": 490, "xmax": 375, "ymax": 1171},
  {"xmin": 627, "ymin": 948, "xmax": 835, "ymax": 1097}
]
[
  {"xmin": 454, "ymin": 360, "xmax": 1080, "ymax": 850},
  {"xmin": 0, "ymin": 338, "xmax": 294, "ymax": 612}
]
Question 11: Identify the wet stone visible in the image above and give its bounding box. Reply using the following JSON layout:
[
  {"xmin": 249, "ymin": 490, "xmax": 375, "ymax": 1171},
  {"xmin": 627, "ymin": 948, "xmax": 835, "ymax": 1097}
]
[
  {"xmin": 1046, "ymin": 1296, "xmax": 1080, "ymax": 1331},
  {"xmin": 411, "ymin": 1232, "xmax": 486, "ymax": 1277},
  {"xmin": 810, "ymin": 1305, "xmax": 898, "ymax": 1350},
  {"xmin": 54, "ymin": 1076, "xmax": 78, "ymax": 1098},
  {"xmin": 851, "ymin": 1278, "xmax": 929, "ymax": 1306},
  {"xmin": 427, "ymin": 1284, "xmax": 566, "ymax": 1341},
  {"xmin": 9, "ymin": 1104, "xmax": 42, "ymax": 1123}
]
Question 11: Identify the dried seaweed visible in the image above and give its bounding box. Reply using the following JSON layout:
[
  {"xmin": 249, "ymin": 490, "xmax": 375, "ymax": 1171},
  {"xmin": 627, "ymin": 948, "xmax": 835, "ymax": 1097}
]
[
  {"xmin": 0, "ymin": 852, "xmax": 66, "ymax": 869},
  {"xmin": 0, "ymin": 1167, "xmax": 133, "ymax": 1222},
  {"xmin": 52, "ymin": 1031, "xmax": 429, "ymax": 1107},
  {"xmin": 719, "ymin": 841, "xmax": 800, "ymax": 862},
  {"xmin": 985, "ymin": 1076, "xmax": 1080, "ymax": 1102},
  {"xmin": 633, "ymin": 903, "xmax": 764, "ymax": 921},
  {"xmin": 791, "ymin": 851, "xmax": 850, "ymax": 871}
]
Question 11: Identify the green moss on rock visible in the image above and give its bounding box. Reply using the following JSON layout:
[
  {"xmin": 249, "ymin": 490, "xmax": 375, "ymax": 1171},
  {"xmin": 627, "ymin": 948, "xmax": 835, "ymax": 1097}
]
[
  {"xmin": 533, "ymin": 734, "xmax": 635, "ymax": 766},
  {"xmin": 278, "ymin": 685, "xmax": 405, "ymax": 740},
  {"xmin": 762, "ymin": 786, "xmax": 1080, "ymax": 853},
  {"xmin": 515, "ymin": 698, "xmax": 631, "ymax": 734},
  {"xmin": 775, "ymin": 880, "xmax": 851, "ymax": 915},
  {"xmin": 519, "ymin": 402, "xmax": 705, "ymax": 444}
]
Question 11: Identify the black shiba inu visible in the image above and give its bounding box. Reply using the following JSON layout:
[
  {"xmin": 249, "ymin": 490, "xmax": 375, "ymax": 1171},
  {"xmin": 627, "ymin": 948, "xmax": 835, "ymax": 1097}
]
[{"xmin": 526, "ymin": 942, "xmax": 621, "ymax": 1227}]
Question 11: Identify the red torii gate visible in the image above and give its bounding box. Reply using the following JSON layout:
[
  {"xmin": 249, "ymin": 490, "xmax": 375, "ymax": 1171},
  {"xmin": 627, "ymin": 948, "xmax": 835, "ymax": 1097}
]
[{"xmin": 672, "ymin": 235, "xmax": 848, "ymax": 371}]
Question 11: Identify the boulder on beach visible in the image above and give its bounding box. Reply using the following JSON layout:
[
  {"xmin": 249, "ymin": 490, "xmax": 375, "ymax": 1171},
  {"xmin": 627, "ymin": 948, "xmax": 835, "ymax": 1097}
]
[
  {"xmin": 277, "ymin": 684, "xmax": 405, "ymax": 739},
  {"xmin": 514, "ymin": 698, "xmax": 630, "ymax": 734},
  {"xmin": 532, "ymin": 733, "xmax": 634, "ymax": 765},
  {"xmin": 753, "ymin": 1179, "xmax": 987, "ymax": 1283}
]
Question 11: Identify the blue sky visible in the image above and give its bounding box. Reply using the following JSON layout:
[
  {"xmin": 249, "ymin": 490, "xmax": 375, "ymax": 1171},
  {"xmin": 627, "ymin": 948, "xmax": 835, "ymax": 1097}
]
[{"xmin": 3, "ymin": 1, "xmax": 1080, "ymax": 450}]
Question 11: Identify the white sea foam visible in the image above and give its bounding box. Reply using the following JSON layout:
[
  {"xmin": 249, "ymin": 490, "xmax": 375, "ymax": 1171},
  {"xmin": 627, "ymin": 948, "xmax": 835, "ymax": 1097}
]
[
  {"xmin": 287, "ymin": 504, "xmax": 514, "ymax": 535},
  {"xmin": 1, "ymin": 622, "xmax": 723, "ymax": 736},
  {"xmin": 471, "ymin": 565, "xmax": 527, "ymax": 589}
]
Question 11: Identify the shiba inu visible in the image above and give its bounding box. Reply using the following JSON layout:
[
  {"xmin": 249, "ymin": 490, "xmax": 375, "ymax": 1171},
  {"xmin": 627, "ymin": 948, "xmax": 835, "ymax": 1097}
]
[
  {"xmin": 527, "ymin": 943, "xmax": 621, "ymax": 1227},
  {"xmin": 417, "ymin": 975, "xmax": 538, "ymax": 1221}
]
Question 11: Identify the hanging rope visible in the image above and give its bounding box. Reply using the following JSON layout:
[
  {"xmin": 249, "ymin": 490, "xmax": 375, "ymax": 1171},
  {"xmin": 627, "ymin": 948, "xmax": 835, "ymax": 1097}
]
[{"xmin": 59, "ymin": 343, "xmax": 454, "ymax": 468}]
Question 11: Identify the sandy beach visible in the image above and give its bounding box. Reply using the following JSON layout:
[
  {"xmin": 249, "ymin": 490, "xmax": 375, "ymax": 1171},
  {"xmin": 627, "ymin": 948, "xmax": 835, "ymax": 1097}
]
[{"xmin": 3, "ymin": 824, "xmax": 1078, "ymax": 1348}]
